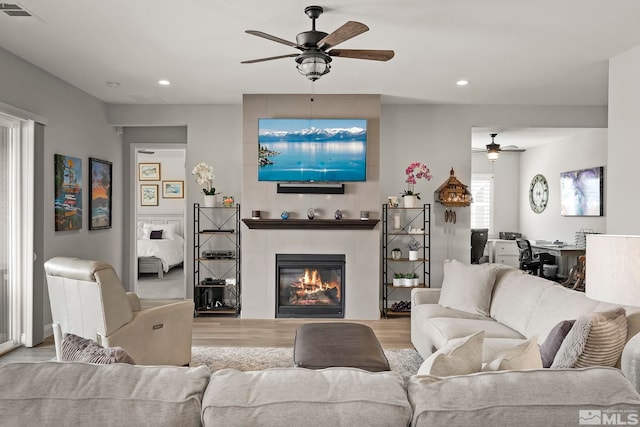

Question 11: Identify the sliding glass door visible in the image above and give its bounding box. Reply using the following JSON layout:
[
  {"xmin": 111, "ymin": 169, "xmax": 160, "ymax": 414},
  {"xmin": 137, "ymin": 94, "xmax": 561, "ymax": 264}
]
[{"xmin": 0, "ymin": 112, "xmax": 34, "ymax": 354}]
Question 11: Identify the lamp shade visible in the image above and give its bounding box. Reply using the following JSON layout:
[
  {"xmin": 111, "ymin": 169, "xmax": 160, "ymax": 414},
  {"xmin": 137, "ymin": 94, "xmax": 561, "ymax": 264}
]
[{"xmin": 586, "ymin": 234, "xmax": 640, "ymax": 306}]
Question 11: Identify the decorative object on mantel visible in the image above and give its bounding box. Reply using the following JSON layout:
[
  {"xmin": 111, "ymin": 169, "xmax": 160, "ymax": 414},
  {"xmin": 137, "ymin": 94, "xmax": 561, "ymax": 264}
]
[
  {"xmin": 252, "ymin": 210, "xmax": 261, "ymax": 219},
  {"xmin": 334, "ymin": 209, "xmax": 343, "ymax": 220},
  {"xmin": 281, "ymin": 211, "xmax": 289, "ymax": 220},
  {"xmin": 402, "ymin": 162, "xmax": 432, "ymax": 208},
  {"xmin": 307, "ymin": 208, "xmax": 315, "ymax": 220},
  {"xmin": 192, "ymin": 162, "xmax": 219, "ymax": 207},
  {"xmin": 435, "ymin": 167, "xmax": 472, "ymax": 223}
]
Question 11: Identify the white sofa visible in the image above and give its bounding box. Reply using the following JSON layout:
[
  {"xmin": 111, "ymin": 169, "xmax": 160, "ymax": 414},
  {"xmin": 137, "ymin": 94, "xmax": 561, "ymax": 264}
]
[
  {"xmin": 2, "ymin": 361, "xmax": 639, "ymax": 426},
  {"xmin": 411, "ymin": 261, "xmax": 640, "ymax": 390}
]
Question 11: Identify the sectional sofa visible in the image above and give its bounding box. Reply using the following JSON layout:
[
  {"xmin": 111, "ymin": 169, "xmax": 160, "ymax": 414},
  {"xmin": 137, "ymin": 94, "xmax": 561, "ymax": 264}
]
[
  {"xmin": 411, "ymin": 260, "xmax": 640, "ymax": 391},
  {"xmin": 2, "ymin": 361, "xmax": 639, "ymax": 426}
]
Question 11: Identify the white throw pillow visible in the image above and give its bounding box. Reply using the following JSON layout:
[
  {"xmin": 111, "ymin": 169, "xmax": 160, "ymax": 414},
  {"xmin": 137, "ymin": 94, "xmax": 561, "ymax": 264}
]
[
  {"xmin": 438, "ymin": 259, "xmax": 499, "ymax": 316},
  {"xmin": 417, "ymin": 331, "xmax": 484, "ymax": 377},
  {"xmin": 482, "ymin": 335, "xmax": 542, "ymax": 371}
]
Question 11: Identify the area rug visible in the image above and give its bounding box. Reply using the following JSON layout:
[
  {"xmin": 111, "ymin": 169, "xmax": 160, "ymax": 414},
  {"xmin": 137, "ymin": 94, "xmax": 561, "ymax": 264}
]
[{"xmin": 190, "ymin": 346, "xmax": 424, "ymax": 380}]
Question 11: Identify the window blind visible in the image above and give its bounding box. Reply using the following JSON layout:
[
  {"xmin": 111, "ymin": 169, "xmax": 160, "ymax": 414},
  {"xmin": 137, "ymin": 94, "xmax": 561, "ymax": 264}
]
[{"xmin": 471, "ymin": 174, "xmax": 493, "ymax": 231}]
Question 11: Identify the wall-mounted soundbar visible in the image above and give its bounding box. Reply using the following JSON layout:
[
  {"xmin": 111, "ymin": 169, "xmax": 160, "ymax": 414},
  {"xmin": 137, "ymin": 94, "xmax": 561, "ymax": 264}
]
[{"xmin": 276, "ymin": 183, "xmax": 345, "ymax": 194}]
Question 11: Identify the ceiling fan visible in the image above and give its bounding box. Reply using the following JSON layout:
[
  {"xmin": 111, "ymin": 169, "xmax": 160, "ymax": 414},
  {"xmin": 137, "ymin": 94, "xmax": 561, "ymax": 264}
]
[
  {"xmin": 241, "ymin": 5, "xmax": 395, "ymax": 81},
  {"xmin": 473, "ymin": 133, "xmax": 525, "ymax": 161}
]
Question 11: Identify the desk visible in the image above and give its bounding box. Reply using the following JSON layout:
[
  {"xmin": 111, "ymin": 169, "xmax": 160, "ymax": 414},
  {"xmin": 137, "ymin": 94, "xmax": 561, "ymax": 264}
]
[{"xmin": 531, "ymin": 244, "xmax": 585, "ymax": 279}]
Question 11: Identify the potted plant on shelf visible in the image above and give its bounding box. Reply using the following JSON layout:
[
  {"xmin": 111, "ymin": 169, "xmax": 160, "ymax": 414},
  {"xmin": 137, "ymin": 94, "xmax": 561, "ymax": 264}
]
[
  {"xmin": 407, "ymin": 272, "xmax": 420, "ymax": 287},
  {"xmin": 192, "ymin": 162, "xmax": 220, "ymax": 207},
  {"xmin": 402, "ymin": 162, "xmax": 432, "ymax": 208},
  {"xmin": 408, "ymin": 239, "xmax": 421, "ymax": 261},
  {"xmin": 393, "ymin": 273, "xmax": 403, "ymax": 287}
]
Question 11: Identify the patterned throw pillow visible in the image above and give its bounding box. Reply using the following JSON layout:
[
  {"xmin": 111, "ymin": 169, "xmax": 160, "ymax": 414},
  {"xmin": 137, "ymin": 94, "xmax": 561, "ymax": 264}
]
[
  {"xmin": 61, "ymin": 333, "xmax": 135, "ymax": 365},
  {"xmin": 150, "ymin": 229, "xmax": 163, "ymax": 239},
  {"xmin": 551, "ymin": 307, "xmax": 627, "ymax": 368}
]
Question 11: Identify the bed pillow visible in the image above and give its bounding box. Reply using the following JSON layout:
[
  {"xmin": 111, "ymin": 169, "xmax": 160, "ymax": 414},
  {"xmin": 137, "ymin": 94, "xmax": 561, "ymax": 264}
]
[
  {"xmin": 551, "ymin": 307, "xmax": 627, "ymax": 369},
  {"xmin": 438, "ymin": 259, "xmax": 499, "ymax": 316},
  {"xmin": 417, "ymin": 331, "xmax": 484, "ymax": 377},
  {"xmin": 61, "ymin": 333, "xmax": 135, "ymax": 364},
  {"xmin": 482, "ymin": 336, "xmax": 542, "ymax": 371},
  {"xmin": 141, "ymin": 223, "xmax": 178, "ymax": 240}
]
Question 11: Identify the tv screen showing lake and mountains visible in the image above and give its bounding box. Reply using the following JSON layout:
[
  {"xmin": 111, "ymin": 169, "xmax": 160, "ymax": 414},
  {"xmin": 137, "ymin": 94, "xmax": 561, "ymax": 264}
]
[{"xmin": 258, "ymin": 118, "xmax": 367, "ymax": 182}]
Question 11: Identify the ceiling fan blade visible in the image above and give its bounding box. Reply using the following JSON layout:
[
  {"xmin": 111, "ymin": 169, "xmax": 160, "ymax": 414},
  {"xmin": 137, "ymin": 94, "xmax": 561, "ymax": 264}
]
[
  {"xmin": 245, "ymin": 30, "xmax": 301, "ymax": 49},
  {"xmin": 328, "ymin": 49, "xmax": 395, "ymax": 61},
  {"xmin": 317, "ymin": 21, "xmax": 369, "ymax": 49},
  {"xmin": 241, "ymin": 53, "xmax": 299, "ymax": 64}
]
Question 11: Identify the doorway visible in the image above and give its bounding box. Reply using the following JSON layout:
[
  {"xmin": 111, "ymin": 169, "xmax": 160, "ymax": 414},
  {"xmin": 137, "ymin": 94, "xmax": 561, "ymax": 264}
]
[{"xmin": 133, "ymin": 146, "xmax": 187, "ymax": 300}]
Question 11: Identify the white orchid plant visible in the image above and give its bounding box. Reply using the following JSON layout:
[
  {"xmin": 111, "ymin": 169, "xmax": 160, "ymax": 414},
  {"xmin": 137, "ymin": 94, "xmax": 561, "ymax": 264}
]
[{"xmin": 192, "ymin": 162, "xmax": 219, "ymax": 195}]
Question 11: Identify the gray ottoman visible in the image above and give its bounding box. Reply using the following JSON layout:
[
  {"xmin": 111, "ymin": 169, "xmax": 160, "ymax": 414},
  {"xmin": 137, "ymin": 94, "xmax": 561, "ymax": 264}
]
[{"xmin": 293, "ymin": 322, "xmax": 390, "ymax": 372}]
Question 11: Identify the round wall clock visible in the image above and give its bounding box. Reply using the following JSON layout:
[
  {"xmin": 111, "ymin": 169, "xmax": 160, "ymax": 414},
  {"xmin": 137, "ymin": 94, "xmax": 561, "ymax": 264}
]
[{"xmin": 529, "ymin": 174, "xmax": 549, "ymax": 213}]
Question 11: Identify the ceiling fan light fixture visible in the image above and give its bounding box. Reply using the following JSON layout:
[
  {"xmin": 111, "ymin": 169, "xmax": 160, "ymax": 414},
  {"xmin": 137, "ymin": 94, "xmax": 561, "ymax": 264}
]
[
  {"xmin": 296, "ymin": 53, "xmax": 331, "ymax": 81},
  {"xmin": 486, "ymin": 133, "xmax": 500, "ymax": 161}
]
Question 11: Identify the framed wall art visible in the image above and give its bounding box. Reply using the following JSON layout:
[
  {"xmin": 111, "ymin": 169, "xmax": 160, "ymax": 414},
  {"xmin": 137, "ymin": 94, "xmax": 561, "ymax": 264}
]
[
  {"xmin": 162, "ymin": 180, "xmax": 184, "ymax": 198},
  {"xmin": 54, "ymin": 154, "xmax": 82, "ymax": 231},
  {"xmin": 560, "ymin": 166, "xmax": 604, "ymax": 217},
  {"xmin": 141, "ymin": 184, "xmax": 159, "ymax": 206},
  {"xmin": 138, "ymin": 163, "xmax": 161, "ymax": 181},
  {"xmin": 89, "ymin": 157, "xmax": 112, "ymax": 230}
]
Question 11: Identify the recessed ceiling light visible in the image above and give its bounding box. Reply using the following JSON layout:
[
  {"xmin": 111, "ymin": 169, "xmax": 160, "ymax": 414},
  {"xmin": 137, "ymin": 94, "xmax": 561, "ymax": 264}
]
[
  {"xmin": 105, "ymin": 81, "xmax": 120, "ymax": 88},
  {"xmin": 456, "ymin": 80, "xmax": 470, "ymax": 86},
  {"xmin": 158, "ymin": 79, "xmax": 171, "ymax": 86}
]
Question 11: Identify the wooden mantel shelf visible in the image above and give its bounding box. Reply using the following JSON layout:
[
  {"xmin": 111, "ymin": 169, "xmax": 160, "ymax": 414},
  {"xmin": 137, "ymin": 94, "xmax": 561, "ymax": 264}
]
[{"xmin": 242, "ymin": 218, "xmax": 379, "ymax": 230}]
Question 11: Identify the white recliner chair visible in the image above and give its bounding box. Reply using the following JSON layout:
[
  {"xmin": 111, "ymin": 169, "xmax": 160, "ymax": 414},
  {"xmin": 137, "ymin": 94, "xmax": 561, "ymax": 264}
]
[{"xmin": 44, "ymin": 256, "xmax": 194, "ymax": 366}]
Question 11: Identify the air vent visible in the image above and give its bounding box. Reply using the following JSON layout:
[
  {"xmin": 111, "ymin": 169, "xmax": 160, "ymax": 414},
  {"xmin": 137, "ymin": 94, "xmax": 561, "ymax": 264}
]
[{"xmin": 0, "ymin": 3, "xmax": 40, "ymax": 20}]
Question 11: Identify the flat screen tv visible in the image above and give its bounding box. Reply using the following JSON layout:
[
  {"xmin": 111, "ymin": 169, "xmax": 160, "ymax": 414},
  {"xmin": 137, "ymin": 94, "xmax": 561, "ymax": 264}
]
[
  {"xmin": 560, "ymin": 166, "xmax": 604, "ymax": 216},
  {"xmin": 258, "ymin": 118, "xmax": 367, "ymax": 182}
]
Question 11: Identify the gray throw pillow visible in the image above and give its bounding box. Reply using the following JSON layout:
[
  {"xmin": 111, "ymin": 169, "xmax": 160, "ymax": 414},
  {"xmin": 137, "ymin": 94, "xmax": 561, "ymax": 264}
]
[
  {"xmin": 61, "ymin": 333, "xmax": 135, "ymax": 365},
  {"xmin": 438, "ymin": 259, "xmax": 499, "ymax": 316},
  {"xmin": 150, "ymin": 229, "xmax": 163, "ymax": 239},
  {"xmin": 540, "ymin": 319, "xmax": 575, "ymax": 368}
]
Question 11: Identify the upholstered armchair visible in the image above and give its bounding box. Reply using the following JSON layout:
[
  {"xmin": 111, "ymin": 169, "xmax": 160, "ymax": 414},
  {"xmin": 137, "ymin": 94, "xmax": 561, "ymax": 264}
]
[{"xmin": 44, "ymin": 257, "xmax": 194, "ymax": 366}]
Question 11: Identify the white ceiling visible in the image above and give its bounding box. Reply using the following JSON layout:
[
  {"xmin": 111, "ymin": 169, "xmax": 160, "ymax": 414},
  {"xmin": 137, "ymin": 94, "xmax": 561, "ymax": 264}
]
[
  {"xmin": 471, "ymin": 127, "xmax": 602, "ymax": 151},
  {"xmin": 1, "ymin": 1, "xmax": 640, "ymax": 105}
]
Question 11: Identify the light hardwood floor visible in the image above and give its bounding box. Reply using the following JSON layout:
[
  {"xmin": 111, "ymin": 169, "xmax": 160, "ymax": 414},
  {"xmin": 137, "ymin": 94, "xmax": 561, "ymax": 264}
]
[{"xmin": 0, "ymin": 316, "xmax": 412, "ymax": 363}]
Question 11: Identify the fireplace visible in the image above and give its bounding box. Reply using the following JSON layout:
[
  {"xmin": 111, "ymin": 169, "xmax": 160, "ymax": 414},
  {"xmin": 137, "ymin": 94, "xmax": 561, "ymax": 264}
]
[{"xmin": 275, "ymin": 254, "xmax": 345, "ymax": 318}]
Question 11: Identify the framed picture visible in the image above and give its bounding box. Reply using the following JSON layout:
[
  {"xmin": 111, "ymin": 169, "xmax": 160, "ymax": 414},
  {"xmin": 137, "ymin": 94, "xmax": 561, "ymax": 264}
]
[
  {"xmin": 54, "ymin": 154, "xmax": 82, "ymax": 231},
  {"xmin": 388, "ymin": 196, "xmax": 399, "ymax": 207},
  {"xmin": 162, "ymin": 180, "xmax": 184, "ymax": 198},
  {"xmin": 139, "ymin": 163, "xmax": 161, "ymax": 181},
  {"xmin": 89, "ymin": 158, "xmax": 112, "ymax": 230},
  {"xmin": 560, "ymin": 166, "xmax": 604, "ymax": 216},
  {"xmin": 141, "ymin": 184, "xmax": 159, "ymax": 206},
  {"xmin": 222, "ymin": 195, "xmax": 235, "ymax": 207}
]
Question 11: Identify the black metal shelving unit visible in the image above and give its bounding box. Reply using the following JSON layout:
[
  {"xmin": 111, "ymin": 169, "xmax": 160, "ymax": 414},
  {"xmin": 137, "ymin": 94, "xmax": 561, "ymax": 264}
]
[
  {"xmin": 193, "ymin": 203, "xmax": 241, "ymax": 316},
  {"xmin": 381, "ymin": 203, "xmax": 430, "ymax": 318}
]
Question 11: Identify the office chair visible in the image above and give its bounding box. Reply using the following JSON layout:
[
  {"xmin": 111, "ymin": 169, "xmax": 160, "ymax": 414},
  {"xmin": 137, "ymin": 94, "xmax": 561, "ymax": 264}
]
[
  {"xmin": 516, "ymin": 239, "xmax": 546, "ymax": 276},
  {"xmin": 470, "ymin": 228, "xmax": 489, "ymax": 264}
]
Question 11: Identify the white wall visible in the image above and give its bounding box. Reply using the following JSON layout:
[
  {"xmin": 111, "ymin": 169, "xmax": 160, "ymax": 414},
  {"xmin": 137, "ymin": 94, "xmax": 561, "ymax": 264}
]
[
  {"xmin": 519, "ymin": 129, "xmax": 607, "ymax": 243},
  {"xmin": 608, "ymin": 44, "xmax": 640, "ymax": 234}
]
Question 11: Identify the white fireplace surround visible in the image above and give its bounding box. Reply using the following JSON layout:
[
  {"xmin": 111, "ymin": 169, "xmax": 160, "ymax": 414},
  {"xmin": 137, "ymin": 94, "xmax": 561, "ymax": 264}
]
[{"xmin": 241, "ymin": 94, "xmax": 382, "ymax": 319}]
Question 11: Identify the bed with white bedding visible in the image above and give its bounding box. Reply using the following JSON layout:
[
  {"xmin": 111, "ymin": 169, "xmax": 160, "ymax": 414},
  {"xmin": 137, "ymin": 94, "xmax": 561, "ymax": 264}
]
[{"xmin": 137, "ymin": 219, "xmax": 185, "ymax": 278}]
